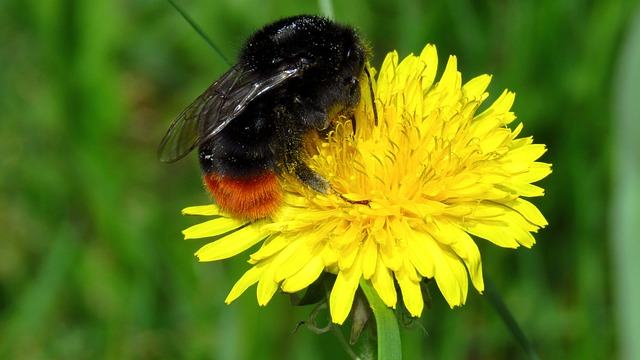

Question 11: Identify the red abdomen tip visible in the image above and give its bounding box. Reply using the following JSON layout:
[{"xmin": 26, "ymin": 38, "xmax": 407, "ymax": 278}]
[{"xmin": 203, "ymin": 171, "xmax": 281, "ymax": 221}]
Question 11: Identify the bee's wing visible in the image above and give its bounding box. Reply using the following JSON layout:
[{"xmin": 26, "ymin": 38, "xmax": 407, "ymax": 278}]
[{"xmin": 157, "ymin": 64, "xmax": 302, "ymax": 163}]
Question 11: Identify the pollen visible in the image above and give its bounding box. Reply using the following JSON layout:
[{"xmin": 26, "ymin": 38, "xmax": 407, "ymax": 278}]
[{"xmin": 203, "ymin": 171, "xmax": 282, "ymax": 221}]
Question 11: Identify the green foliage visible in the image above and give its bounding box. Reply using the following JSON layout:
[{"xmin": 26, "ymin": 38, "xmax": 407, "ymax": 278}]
[{"xmin": 1, "ymin": 0, "xmax": 637, "ymax": 358}]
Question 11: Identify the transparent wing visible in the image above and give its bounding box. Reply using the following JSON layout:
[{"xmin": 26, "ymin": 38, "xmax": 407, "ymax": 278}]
[{"xmin": 157, "ymin": 64, "xmax": 302, "ymax": 162}]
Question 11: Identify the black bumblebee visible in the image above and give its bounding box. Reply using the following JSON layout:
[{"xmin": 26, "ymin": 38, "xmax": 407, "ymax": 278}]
[{"xmin": 158, "ymin": 15, "xmax": 368, "ymax": 220}]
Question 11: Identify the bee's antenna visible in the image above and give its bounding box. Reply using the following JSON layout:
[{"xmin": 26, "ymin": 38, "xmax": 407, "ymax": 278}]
[
  {"xmin": 167, "ymin": 0, "xmax": 232, "ymax": 67},
  {"xmin": 364, "ymin": 66, "xmax": 378, "ymax": 126}
]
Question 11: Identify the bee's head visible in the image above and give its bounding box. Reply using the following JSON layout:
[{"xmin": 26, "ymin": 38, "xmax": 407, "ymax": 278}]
[
  {"xmin": 240, "ymin": 15, "xmax": 370, "ymax": 121},
  {"xmin": 240, "ymin": 15, "xmax": 365, "ymax": 77}
]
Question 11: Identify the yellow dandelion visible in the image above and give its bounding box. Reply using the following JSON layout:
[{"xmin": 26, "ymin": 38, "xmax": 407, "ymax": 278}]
[{"xmin": 182, "ymin": 44, "xmax": 552, "ymax": 325}]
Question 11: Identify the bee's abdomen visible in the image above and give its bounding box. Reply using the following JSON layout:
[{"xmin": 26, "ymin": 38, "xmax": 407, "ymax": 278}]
[{"xmin": 203, "ymin": 170, "xmax": 281, "ymax": 221}]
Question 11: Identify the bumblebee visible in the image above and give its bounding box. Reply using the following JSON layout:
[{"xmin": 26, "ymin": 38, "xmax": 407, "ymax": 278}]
[{"xmin": 158, "ymin": 15, "xmax": 368, "ymax": 220}]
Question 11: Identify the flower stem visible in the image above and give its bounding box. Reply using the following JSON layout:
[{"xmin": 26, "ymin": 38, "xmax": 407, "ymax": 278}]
[
  {"xmin": 484, "ymin": 275, "xmax": 539, "ymax": 359},
  {"xmin": 359, "ymin": 279, "xmax": 402, "ymax": 360},
  {"xmin": 166, "ymin": 0, "xmax": 231, "ymax": 66}
]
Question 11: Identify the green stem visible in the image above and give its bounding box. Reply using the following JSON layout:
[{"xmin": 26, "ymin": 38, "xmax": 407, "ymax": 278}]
[
  {"xmin": 359, "ymin": 279, "xmax": 402, "ymax": 360},
  {"xmin": 330, "ymin": 324, "xmax": 360, "ymax": 360},
  {"xmin": 166, "ymin": 0, "xmax": 231, "ymax": 66},
  {"xmin": 484, "ymin": 275, "xmax": 539, "ymax": 360}
]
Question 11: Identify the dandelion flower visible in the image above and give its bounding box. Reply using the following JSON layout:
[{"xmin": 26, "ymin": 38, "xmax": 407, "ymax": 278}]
[{"xmin": 182, "ymin": 44, "xmax": 552, "ymax": 325}]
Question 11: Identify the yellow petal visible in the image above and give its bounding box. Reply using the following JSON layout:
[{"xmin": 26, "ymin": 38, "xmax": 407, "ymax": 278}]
[
  {"xmin": 195, "ymin": 225, "xmax": 269, "ymax": 261},
  {"xmin": 329, "ymin": 252, "xmax": 363, "ymax": 324},
  {"xmin": 371, "ymin": 256, "xmax": 397, "ymax": 308},
  {"xmin": 183, "ymin": 217, "xmax": 247, "ymax": 240},
  {"xmin": 509, "ymin": 198, "xmax": 548, "ymax": 227},
  {"xmin": 280, "ymin": 255, "xmax": 324, "ymax": 293},
  {"xmin": 406, "ymin": 230, "xmax": 436, "ymax": 278},
  {"xmin": 474, "ymin": 90, "xmax": 516, "ymax": 125},
  {"xmin": 361, "ymin": 237, "xmax": 378, "ymax": 279},
  {"xmin": 396, "ymin": 267, "xmax": 424, "ymax": 317},
  {"xmin": 225, "ymin": 262, "xmax": 266, "ymax": 304},
  {"xmin": 250, "ymin": 234, "xmax": 289, "ymax": 262},
  {"xmin": 465, "ymin": 210, "xmax": 538, "ymax": 248},
  {"xmin": 182, "ymin": 205, "xmax": 220, "ymax": 216},
  {"xmin": 256, "ymin": 260, "xmax": 279, "ymax": 306},
  {"xmin": 419, "ymin": 44, "xmax": 438, "ymax": 92},
  {"xmin": 462, "ymin": 74, "xmax": 491, "ymax": 101},
  {"xmin": 273, "ymin": 240, "xmax": 313, "ymax": 282},
  {"xmin": 426, "ymin": 239, "xmax": 468, "ymax": 307},
  {"xmin": 447, "ymin": 225, "xmax": 484, "ymax": 292}
]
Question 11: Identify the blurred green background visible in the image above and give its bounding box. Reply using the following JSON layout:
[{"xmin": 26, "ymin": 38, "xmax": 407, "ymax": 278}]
[{"xmin": 2, "ymin": 0, "xmax": 639, "ymax": 358}]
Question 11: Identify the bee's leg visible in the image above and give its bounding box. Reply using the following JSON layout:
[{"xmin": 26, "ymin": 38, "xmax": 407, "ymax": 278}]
[
  {"xmin": 293, "ymin": 97, "xmax": 329, "ymax": 131},
  {"xmin": 309, "ymin": 111, "xmax": 330, "ymax": 131},
  {"xmin": 296, "ymin": 161, "xmax": 330, "ymax": 194},
  {"xmin": 294, "ymin": 160, "xmax": 369, "ymax": 205},
  {"xmin": 284, "ymin": 152, "xmax": 330, "ymax": 194},
  {"xmin": 278, "ymin": 102, "xmax": 331, "ymax": 193}
]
